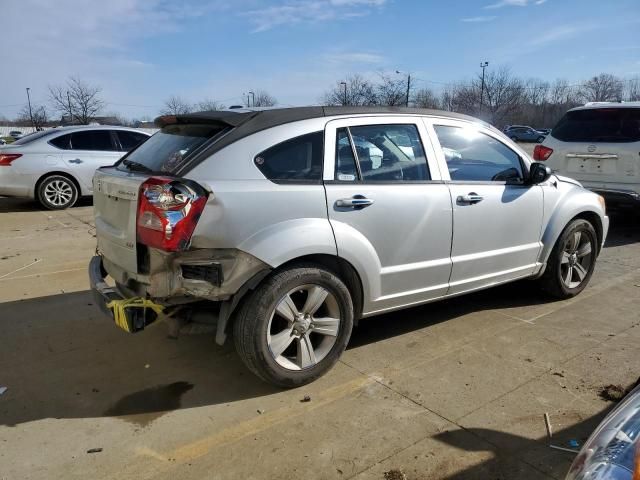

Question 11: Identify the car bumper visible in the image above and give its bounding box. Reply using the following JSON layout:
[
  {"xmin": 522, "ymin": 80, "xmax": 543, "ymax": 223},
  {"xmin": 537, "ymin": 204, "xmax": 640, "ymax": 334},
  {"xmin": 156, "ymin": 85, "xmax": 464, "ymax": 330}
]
[
  {"xmin": 590, "ymin": 187, "xmax": 640, "ymax": 206},
  {"xmin": 88, "ymin": 255, "xmax": 123, "ymax": 319},
  {"xmin": 0, "ymin": 168, "xmax": 34, "ymax": 197}
]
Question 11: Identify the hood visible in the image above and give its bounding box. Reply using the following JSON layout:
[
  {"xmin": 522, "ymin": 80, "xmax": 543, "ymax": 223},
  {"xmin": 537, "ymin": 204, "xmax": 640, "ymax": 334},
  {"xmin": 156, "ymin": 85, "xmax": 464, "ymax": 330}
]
[{"xmin": 555, "ymin": 174, "xmax": 583, "ymax": 188}]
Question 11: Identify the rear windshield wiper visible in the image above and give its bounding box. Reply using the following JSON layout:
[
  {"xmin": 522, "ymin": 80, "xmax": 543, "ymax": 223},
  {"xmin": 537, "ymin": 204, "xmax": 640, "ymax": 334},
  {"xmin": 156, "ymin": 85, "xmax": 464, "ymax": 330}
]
[{"xmin": 122, "ymin": 159, "xmax": 153, "ymax": 173}]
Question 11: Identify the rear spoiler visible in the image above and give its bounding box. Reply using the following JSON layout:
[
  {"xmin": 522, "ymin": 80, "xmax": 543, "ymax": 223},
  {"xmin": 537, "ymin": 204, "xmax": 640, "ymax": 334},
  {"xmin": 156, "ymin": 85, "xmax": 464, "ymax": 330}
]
[{"xmin": 154, "ymin": 111, "xmax": 257, "ymax": 129}]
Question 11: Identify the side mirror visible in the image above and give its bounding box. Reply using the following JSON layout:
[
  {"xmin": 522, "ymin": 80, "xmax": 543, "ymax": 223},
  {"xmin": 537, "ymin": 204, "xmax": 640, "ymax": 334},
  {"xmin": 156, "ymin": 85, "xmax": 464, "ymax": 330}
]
[{"xmin": 528, "ymin": 162, "xmax": 552, "ymax": 185}]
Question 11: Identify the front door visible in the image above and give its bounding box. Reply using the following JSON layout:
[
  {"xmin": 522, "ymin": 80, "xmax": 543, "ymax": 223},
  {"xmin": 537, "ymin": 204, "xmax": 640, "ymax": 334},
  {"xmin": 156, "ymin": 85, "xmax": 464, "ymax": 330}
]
[
  {"xmin": 323, "ymin": 117, "xmax": 453, "ymax": 315},
  {"xmin": 427, "ymin": 120, "xmax": 544, "ymax": 295}
]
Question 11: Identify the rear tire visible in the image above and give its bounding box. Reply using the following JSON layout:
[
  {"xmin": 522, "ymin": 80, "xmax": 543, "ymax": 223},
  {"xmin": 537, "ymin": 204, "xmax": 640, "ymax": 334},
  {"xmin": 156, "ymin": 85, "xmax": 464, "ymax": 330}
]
[
  {"xmin": 233, "ymin": 265, "xmax": 354, "ymax": 388},
  {"xmin": 37, "ymin": 174, "xmax": 78, "ymax": 210},
  {"xmin": 538, "ymin": 219, "xmax": 598, "ymax": 299},
  {"xmin": 537, "ymin": 136, "xmax": 545, "ymax": 143}
]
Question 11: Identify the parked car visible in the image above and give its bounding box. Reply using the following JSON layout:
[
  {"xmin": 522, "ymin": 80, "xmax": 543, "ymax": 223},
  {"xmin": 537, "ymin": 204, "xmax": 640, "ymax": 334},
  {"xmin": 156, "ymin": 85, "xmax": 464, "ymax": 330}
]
[
  {"xmin": 0, "ymin": 126, "xmax": 150, "ymax": 209},
  {"xmin": 9, "ymin": 130, "xmax": 23, "ymax": 139},
  {"xmin": 0, "ymin": 138, "xmax": 5, "ymax": 146},
  {"xmin": 89, "ymin": 106, "xmax": 608, "ymax": 388},
  {"xmin": 506, "ymin": 126, "xmax": 546, "ymax": 143},
  {"xmin": 565, "ymin": 383, "xmax": 640, "ymax": 479},
  {"xmin": 535, "ymin": 102, "xmax": 640, "ymax": 208}
]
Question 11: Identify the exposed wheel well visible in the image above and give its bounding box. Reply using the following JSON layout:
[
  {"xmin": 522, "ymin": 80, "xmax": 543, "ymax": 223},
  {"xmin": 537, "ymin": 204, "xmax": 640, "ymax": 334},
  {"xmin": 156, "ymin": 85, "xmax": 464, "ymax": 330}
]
[
  {"xmin": 34, "ymin": 171, "xmax": 82, "ymax": 199},
  {"xmin": 573, "ymin": 211, "xmax": 603, "ymax": 254},
  {"xmin": 276, "ymin": 254, "xmax": 364, "ymax": 322}
]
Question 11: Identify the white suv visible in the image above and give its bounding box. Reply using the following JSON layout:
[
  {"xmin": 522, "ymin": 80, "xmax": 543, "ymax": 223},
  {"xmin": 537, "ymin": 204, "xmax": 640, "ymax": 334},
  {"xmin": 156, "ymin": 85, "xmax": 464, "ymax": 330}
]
[{"xmin": 535, "ymin": 102, "xmax": 640, "ymax": 206}]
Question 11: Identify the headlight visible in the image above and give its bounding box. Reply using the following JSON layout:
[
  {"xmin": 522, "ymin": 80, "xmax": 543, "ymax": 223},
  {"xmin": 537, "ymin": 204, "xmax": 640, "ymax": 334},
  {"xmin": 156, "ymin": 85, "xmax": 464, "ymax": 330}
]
[
  {"xmin": 566, "ymin": 386, "xmax": 640, "ymax": 480},
  {"xmin": 597, "ymin": 195, "xmax": 606, "ymax": 213}
]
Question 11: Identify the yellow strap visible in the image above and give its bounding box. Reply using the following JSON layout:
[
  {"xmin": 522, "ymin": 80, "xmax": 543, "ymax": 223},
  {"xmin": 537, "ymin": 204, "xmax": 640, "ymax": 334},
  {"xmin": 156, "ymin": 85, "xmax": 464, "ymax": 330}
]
[{"xmin": 106, "ymin": 297, "xmax": 164, "ymax": 332}]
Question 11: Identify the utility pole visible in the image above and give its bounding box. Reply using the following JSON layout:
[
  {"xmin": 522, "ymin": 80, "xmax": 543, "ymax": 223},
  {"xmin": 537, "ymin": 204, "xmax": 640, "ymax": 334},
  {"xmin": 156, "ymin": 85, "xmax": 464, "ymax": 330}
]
[
  {"xmin": 67, "ymin": 90, "xmax": 73, "ymax": 124},
  {"xmin": 396, "ymin": 70, "xmax": 411, "ymax": 107},
  {"xmin": 340, "ymin": 81, "xmax": 347, "ymax": 106},
  {"xmin": 248, "ymin": 91, "xmax": 255, "ymax": 108},
  {"xmin": 479, "ymin": 61, "xmax": 489, "ymax": 114},
  {"xmin": 25, "ymin": 87, "xmax": 34, "ymax": 129}
]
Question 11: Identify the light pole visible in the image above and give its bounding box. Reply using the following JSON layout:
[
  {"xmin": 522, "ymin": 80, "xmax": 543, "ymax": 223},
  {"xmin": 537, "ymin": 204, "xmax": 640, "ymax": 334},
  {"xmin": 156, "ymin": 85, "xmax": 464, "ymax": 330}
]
[
  {"xmin": 396, "ymin": 70, "xmax": 411, "ymax": 107},
  {"xmin": 340, "ymin": 81, "xmax": 347, "ymax": 106},
  {"xmin": 25, "ymin": 87, "xmax": 34, "ymax": 129},
  {"xmin": 479, "ymin": 61, "xmax": 489, "ymax": 114},
  {"xmin": 248, "ymin": 91, "xmax": 255, "ymax": 108}
]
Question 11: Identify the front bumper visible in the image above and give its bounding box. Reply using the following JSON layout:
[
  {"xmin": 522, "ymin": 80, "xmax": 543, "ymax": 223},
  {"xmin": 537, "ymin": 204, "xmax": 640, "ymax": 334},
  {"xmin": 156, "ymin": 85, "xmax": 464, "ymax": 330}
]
[{"xmin": 590, "ymin": 187, "xmax": 640, "ymax": 206}]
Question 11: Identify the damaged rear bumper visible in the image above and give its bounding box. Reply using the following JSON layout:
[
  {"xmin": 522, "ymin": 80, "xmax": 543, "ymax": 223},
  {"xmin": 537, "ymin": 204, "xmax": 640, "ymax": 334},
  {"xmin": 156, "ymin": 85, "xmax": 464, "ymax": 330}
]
[{"xmin": 89, "ymin": 255, "xmax": 123, "ymax": 318}]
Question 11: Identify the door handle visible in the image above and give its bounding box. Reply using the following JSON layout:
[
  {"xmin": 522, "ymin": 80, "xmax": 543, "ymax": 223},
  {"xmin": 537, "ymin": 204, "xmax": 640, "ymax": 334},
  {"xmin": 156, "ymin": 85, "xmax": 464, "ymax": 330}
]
[
  {"xmin": 336, "ymin": 195, "xmax": 374, "ymax": 209},
  {"xmin": 68, "ymin": 158, "xmax": 83, "ymax": 164},
  {"xmin": 457, "ymin": 193, "xmax": 484, "ymax": 204}
]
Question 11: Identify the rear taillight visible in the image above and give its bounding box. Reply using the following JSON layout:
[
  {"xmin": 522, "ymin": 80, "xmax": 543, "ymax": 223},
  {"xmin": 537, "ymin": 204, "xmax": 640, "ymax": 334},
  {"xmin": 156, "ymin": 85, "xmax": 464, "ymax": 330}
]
[
  {"xmin": 136, "ymin": 177, "xmax": 208, "ymax": 252},
  {"xmin": 533, "ymin": 145, "xmax": 553, "ymax": 161},
  {"xmin": 0, "ymin": 154, "xmax": 22, "ymax": 166}
]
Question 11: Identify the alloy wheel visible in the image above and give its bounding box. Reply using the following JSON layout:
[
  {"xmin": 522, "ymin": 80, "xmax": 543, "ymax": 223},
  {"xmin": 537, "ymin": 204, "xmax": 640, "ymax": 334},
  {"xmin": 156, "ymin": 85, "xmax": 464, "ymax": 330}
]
[
  {"xmin": 560, "ymin": 230, "xmax": 594, "ymax": 289},
  {"xmin": 44, "ymin": 179, "xmax": 74, "ymax": 207},
  {"xmin": 267, "ymin": 284, "xmax": 341, "ymax": 371}
]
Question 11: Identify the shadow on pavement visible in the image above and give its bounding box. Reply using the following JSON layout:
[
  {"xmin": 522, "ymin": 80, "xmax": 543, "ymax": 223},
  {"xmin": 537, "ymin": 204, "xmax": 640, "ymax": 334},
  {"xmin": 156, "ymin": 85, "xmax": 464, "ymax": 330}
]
[{"xmin": 0, "ymin": 196, "xmax": 92, "ymax": 213}]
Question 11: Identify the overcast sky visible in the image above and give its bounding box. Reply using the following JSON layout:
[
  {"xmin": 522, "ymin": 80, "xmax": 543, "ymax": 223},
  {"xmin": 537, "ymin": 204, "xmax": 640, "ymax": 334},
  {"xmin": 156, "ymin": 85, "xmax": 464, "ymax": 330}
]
[{"xmin": 1, "ymin": 0, "xmax": 639, "ymax": 120}]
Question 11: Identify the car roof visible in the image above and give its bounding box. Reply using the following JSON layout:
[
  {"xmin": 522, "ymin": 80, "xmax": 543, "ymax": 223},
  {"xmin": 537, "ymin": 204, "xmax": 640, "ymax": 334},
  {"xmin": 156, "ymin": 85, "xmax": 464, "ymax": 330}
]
[
  {"xmin": 49, "ymin": 125, "xmax": 151, "ymax": 135},
  {"xmin": 162, "ymin": 106, "xmax": 489, "ymax": 176},
  {"xmin": 570, "ymin": 101, "xmax": 640, "ymax": 112}
]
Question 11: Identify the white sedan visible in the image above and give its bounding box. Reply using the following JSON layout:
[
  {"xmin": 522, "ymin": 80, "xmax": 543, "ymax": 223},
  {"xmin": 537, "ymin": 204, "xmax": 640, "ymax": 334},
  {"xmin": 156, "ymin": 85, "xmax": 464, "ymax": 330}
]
[{"xmin": 0, "ymin": 126, "xmax": 150, "ymax": 209}]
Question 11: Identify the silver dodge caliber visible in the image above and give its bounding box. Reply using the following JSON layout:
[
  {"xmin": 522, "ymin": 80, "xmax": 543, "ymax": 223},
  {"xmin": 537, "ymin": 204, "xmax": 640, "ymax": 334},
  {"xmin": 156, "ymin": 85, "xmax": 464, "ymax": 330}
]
[{"xmin": 89, "ymin": 107, "xmax": 609, "ymax": 387}]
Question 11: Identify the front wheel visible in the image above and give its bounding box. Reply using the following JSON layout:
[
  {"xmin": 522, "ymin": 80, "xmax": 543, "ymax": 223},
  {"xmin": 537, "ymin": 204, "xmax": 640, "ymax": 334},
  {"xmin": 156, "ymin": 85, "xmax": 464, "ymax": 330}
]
[
  {"xmin": 233, "ymin": 266, "xmax": 354, "ymax": 388},
  {"xmin": 538, "ymin": 219, "xmax": 598, "ymax": 299},
  {"xmin": 37, "ymin": 174, "xmax": 79, "ymax": 210}
]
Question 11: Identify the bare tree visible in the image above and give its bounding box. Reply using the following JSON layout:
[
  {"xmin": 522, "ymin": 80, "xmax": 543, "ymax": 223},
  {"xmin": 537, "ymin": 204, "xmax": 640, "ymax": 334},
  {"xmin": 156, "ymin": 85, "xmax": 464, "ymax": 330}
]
[
  {"xmin": 17, "ymin": 104, "xmax": 48, "ymax": 129},
  {"xmin": 580, "ymin": 73, "xmax": 623, "ymax": 102},
  {"xmin": 196, "ymin": 98, "xmax": 226, "ymax": 111},
  {"xmin": 625, "ymin": 77, "xmax": 640, "ymax": 101},
  {"xmin": 161, "ymin": 95, "xmax": 192, "ymax": 115},
  {"xmin": 412, "ymin": 87, "xmax": 440, "ymax": 109},
  {"xmin": 322, "ymin": 74, "xmax": 377, "ymax": 106},
  {"xmin": 376, "ymin": 73, "xmax": 406, "ymax": 106},
  {"xmin": 49, "ymin": 76, "xmax": 104, "ymax": 124},
  {"xmin": 251, "ymin": 90, "xmax": 277, "ymax": 107}
]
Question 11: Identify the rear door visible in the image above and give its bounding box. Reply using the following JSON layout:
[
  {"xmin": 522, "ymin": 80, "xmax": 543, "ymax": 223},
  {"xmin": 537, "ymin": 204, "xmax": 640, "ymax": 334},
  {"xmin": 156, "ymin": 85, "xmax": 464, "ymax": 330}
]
[
  {"xmin": 323, "ymin": 116, "xmax": 453, "ymax": 315},
  {"xmin": 544, "ymin": 107, "xmax": 640, "ymax": 190},
  {"xmin": 427, "ymin": 119, "xmax": 544, "ymax": 294},
  {"xmin": 63, "ymin": 130, "xmax": 123, "ymax": 191}
]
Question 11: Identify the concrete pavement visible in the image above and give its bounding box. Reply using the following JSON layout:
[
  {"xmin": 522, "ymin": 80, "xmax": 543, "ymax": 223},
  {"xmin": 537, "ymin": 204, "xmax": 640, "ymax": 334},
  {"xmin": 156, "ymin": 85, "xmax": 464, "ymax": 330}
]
[{"xmin": 0, "ymin": 196, "xmax": 639, "ymax": 480}]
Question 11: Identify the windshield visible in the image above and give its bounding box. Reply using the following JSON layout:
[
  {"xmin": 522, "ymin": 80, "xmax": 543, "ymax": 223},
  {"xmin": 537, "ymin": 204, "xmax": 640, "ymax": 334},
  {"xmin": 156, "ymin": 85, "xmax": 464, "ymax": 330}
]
[
  {"xmin": 552, "ymin": 108, "xmax": 640, "ymax": 143},
  {"xmin": 116, "ymin": 123, "xmax": 227, "ymax": 173},
  {"xmin": 11, "ymin": 130, "xmax": 59, "ymax": 145}
]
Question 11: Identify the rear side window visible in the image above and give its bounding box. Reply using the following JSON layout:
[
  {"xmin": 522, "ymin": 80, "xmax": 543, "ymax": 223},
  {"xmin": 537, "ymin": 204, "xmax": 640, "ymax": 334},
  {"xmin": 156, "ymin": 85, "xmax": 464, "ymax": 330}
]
[
  {"xmin": 49, "ymin": 133, "xmax": 72, "ymax": 150},
  {"xmin": 552, "ymin": 108, "xmax": 640, "ymax": 143},
  {"xmin": 118, "ymin": 123, "xmax": 226, "ymax": 173},
  {"xmin": 334, "ymin": 124, "xmax": 430, "ymax": 182},
  {"xmin": 70, "ymin": 130, "xmax": 115, "ymax": 151},
  {"xmin": 254, "ymin": 131, "xmax": 324, "ymax": 183},
  {"xmin": 117, "ymin": 131, "xmax": 148, "ymax": 151}
]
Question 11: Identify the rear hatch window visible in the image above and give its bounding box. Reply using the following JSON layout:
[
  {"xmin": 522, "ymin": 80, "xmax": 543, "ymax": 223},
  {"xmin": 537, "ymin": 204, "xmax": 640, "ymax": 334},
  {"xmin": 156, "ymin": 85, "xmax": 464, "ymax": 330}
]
[
  {"xmin": 116, "ymin": 123, "xmax": 227, "ymax": 174},
  {"xmin": 552, "ymin": 108, "xmax": 640, "ymax": 143}
]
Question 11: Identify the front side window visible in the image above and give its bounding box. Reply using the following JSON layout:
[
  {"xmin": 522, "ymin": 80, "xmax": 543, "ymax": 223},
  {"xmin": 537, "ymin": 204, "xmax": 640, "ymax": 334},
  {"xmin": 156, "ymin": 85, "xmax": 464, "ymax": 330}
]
[
  {"xmin": 70, "ymin": 130, "xmax": 115, "ymax": 151},
  {"xmin": 434, "ymin": 125, "xmax": 524, "ymax": 183},
  {"xmin": 334, "ymin": 124, "xmax": 430, "ymax": 182},
  {"xmin": 254, "ymin": 131, "xmax": 324, "ymax": 183}
]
